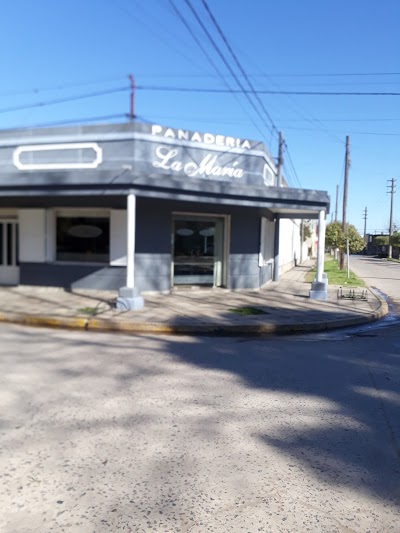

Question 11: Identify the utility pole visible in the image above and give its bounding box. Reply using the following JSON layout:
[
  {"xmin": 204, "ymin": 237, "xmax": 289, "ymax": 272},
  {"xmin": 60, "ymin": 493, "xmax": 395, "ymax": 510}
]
[
  {"xmin": 387, "ymin": 178, "xmax": 396, "ymax": 259},
  {"xmin": 335, "ymin": 185, "xmax": 339, "ymax": 222},
  {"xmin": 128, "ymin": 74, "xmax": 135, "ymax": 121},
  {"xmin": 362, "ymin": 207, "xmax": 368, "ymax": 240},
  {"xmin": 340, "ymin": 135, "xmax": 350, "ymax": 270},
  {"xmin": 277, "ymin": 131, "xmax": 284, "ymax": 187}
]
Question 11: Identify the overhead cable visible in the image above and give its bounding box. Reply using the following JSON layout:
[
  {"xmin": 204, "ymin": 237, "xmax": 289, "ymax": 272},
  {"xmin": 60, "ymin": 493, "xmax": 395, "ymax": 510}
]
[
  {"xmin": 182, "ymin": 0, "xmax": 277, "ymax": 140},
  {"xmin": 167, "ymin": 0, "xmax": 269, "ymax": 143},
  {"xmin": 136, "ymin": 85, "xmax": 400, "ymax": 96},
  {"xmin": 200, "ymin": 0, "xmax": 278, "ymax": 136},
  {"xmin": 0, "ymin": 86, "xmax": 129, "ymax": 115},
  {"xmin": 0, "ymin": 113, "xmax": 128, "ymax": 131}
]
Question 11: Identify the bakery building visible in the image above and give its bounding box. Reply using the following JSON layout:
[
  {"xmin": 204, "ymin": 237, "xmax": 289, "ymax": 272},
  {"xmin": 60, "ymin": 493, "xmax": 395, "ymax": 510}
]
[{"xmin": 0, "ymin": 121, "xmax": 330, "ymax": 306}]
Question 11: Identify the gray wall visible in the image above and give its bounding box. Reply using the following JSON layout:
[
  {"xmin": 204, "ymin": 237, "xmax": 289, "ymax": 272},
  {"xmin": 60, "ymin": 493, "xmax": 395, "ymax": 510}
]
[
  {"xmin": 228, "ymin": 209, "xmax": 261, "ymax": 289},
  {"xmin": 20, "ymin": 264, "xmax": 126, "ymax": 291},
  {"xmin": 18, "ymin": 196, "xmax": 271, "ymax": 292},
  {"xmin": 135, "ymin": 198, "xmax": 265, "ymax": 291}
]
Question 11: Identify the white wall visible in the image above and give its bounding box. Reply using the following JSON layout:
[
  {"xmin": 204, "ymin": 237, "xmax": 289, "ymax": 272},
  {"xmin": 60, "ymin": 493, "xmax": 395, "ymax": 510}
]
[
  {"xmin": 18, "ymin": 209, "xmax": 46, "ymax": 262},
  {"xmin": 110, "ymin": 210, "xmax": 127, "ymax": 266},
  {"xmin": 278, "ymin": 218, "xmax": 302, "ymax": 275},
  {"xmin": 259, "ymin": 217, "xmax": 275, "ymax": 266}
]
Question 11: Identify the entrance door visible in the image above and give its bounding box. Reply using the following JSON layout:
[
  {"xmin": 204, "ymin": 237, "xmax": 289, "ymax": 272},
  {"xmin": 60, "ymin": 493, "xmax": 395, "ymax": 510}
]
[
  {"xmin": 0, "ymin": 220, "xmax": 19, "ymax": 285},
  {"xmin": 173, "ymin": 216, "xmax": 225, "ymax": 287}
]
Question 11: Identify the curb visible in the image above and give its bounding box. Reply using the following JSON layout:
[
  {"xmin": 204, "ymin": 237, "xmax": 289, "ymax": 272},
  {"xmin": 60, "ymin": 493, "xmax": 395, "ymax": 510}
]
[{"xmin": 0, "ymin": 286, "xmax": 389, "ymax": 337}]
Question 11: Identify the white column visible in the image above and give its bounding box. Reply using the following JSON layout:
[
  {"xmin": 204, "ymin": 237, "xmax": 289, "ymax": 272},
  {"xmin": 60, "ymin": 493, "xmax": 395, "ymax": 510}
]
[
  {"xmin": 316, "ymin": 209, "xmax": 326, "ymax": 282},
  {"xmin": 273, "ymin": 215, "xmax": 280, "ymax": 281},
  {"xmin": 126, "ymin": 193, "xmax": 136, "ymax": 289},
  {"xmin": 116, "ymin": 193, "xmax": 144, "ymax": 310}
]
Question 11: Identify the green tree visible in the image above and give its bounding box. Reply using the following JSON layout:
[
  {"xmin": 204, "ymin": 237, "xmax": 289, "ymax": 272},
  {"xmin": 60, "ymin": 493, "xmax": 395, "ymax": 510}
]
[
  {"xmin": 373, "ymin": 235, "xmax": 389, "ymax": 246},
  {"xmin": 326, "ymin": 221, "xmax": 366, "ymax": 256},
  {"xmin": 325, "ymin": 221, "xmax": 343, "ymax": 249},
  {"xmin": 302, "ymin": 221, "xmax": 312, "ymax": 242},
  {"xmin": 345, "ymin": 224, "xmax": 366, "ymax": 254},
  {"xmin": 391, "ymin": 232, "xmax": 400, "ymax": 247}
]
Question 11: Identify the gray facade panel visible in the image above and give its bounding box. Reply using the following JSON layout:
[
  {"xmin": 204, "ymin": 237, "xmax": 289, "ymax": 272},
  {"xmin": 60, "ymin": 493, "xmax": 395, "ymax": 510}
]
[
  {"xmin": 20, "ymin": 264, "xmax": 125, "ymax": 291},
  {"xmin": 17, "ymin": 199, "xmax": 269, "ymax": 292},
  {"xmin": 136, "ymin": 197, "xmax": 264, "ymax": 291},
  {"xmin": 230, "ymin": 211, "xmax": 260, "ymax": 254},
  {"xmin": 228, "ymin": 255, "xmax": 260, "ymax": 277},
  {"xmin": 135, "ymin": 253, "xmax": 171, "ymax": 293},
  {"xmin": 228, "ymin": 212, "xmax": 261, "ymax": 289},
  {"xmin": 228, "ymin": 275, "xmax": 260, "ymax": 290},
  {"xmin": 136, "ymin": 200, "xmax": 172, "ymax": 254},
  {"xmin": 260, "ymin": 263, "xmax": 273, "ymax": 286},
  {"xmin": 0, "ymin": 122, "xmax": 330, "ymax": 216}
]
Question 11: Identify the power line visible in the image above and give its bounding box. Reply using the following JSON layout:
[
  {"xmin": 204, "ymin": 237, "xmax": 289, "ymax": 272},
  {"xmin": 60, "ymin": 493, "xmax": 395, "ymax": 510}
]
[
  {"xmin": 3, "ymin": 71, "xmax": 398, "ymax": 104},
  {"xmin": 200, "ymin": 0, "xmax": 278, "ymax": 136},
  {"xmin": 136, "ymin": 85, "xmax": 400, "ymax": 96},
  {"xmin": 0, "ymin": 113, "xmax": 128, "ymax": 131},
  {"xmin": 195, "ymin": 1, "xmax": 304, "ymax": 188},
  {"xmin": 198, "ymin": 0, "xmax": 305, "ymax": 185},
  {"xmin": 256, "ymin": 72, "xmax": 400, "ymax": 78},
  {"xmin": 0, "ymin": 75, "xmax": 127, "ymax": 98},
  {"xmin": 167, "ymin": 0, "xmax": 269, "ymax": 144},
  {"xmin": 0, "ymin": 86, "xmax": 129, "ymax": 116},
  {"xmin": 283, "ymin": 126, "xmax": 400, "ymax": 136},
  {"xmin": 131, "ymin": 71, "xmax": 400, "ymax": 79},
  {"xmin": 283, "ymin": 142, "xmax": 302, "ymax": 188},
  {"xmin": 280, "ymin": 117, "xmax": 400, "ymax": 122},
  {"xmin": 110, "ymin": 0, "xmax": 207, "ymax": 73},
  {"xmin": 182, "ymin": 0, "xmax": 277, "ymax": 140}
]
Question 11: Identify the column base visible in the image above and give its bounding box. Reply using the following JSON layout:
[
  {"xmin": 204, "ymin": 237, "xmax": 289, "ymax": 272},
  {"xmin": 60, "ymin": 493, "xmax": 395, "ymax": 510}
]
[
  {"xmin": 116, "ymin": 286, "xmax": 144, "ymax": 311},
  {"xmin": 309, "ymin": 281, "xmax": 328, "ymax": 301}
]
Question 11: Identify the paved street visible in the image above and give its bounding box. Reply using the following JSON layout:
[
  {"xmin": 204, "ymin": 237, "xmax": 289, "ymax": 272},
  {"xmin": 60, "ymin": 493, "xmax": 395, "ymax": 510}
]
[
  {"xmin": 350, "ymin": 254, "xmax": 400, "ymax": 303},
  {"xmin": 1, "ymin": 315, "xmax": 399, "ymax": 532}
]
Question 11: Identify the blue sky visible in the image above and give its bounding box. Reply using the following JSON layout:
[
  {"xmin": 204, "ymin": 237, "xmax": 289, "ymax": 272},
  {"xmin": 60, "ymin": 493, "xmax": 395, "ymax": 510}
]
[{"xmin": 1, "ymin": 0, "xmax": 399, "ymax": 234}]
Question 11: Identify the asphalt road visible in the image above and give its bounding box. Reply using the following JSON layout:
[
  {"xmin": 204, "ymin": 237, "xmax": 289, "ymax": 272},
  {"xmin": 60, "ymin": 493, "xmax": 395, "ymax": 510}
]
[
  {"xmin": 350, "ymin": 254, "xmax": 400, "ymax": 303},
  {"xmin": 1, "ymin": 314, "xmax": 399, "ymax": 533}
]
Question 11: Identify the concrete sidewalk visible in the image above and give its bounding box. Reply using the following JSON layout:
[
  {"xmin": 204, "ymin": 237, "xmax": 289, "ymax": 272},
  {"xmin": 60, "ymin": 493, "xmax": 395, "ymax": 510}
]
[{"xmin": 0, "ymin": 261, "xmax": 388, "ymax": 335}]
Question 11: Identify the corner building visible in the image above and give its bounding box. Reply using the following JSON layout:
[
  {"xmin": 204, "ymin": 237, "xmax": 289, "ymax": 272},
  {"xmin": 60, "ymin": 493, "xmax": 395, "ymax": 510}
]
[{"xmin": 0, "ymin": 122, "xmax": 330, "ymax": 294}]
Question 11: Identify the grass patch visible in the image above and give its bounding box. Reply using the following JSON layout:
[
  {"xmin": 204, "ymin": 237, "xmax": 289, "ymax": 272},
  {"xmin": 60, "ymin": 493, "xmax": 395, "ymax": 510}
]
[
  {"xmin": 305, "ymin": 258, "xmax": 365, "ymax": 287},
  {"xmin": 78, "ymin": 306, "xmax": 102, "ymax": 316},
  {"xmin": 229, "ymin": 306, "xmax": 268, "ymax": 316}
]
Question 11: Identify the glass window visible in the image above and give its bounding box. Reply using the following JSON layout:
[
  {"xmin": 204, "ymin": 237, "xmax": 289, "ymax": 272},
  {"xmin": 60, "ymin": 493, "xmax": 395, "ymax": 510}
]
[{"xmin": 56, "ymin": 216, "xmax": 109, "ymax": 263}]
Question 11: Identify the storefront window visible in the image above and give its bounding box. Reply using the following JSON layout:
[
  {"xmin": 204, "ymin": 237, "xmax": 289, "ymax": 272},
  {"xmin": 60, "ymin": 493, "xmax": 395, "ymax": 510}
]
[{"xmin": 56, "ymin": 216, "xmax": 109, "ymax": 262}]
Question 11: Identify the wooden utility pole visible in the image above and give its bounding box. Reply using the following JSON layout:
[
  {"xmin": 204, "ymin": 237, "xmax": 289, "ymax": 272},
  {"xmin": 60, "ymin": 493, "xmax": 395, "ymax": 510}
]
[
  {"xmin": 277, "ymin": 131, "xmax": 284, "ymax": 187},
  {"xmin": 340, "ymin": 135, "xmax": 350, "ymax": 270},
  {"xmin": 387, "ymin": 178, "xmax": 396, "ymax": 259}
]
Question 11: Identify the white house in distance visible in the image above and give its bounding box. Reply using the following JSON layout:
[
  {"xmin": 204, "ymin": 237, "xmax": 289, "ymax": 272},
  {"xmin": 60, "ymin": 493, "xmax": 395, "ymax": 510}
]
[{"xmin": 0, "ymin": 121, "xmax": 330, "ymax": 306}]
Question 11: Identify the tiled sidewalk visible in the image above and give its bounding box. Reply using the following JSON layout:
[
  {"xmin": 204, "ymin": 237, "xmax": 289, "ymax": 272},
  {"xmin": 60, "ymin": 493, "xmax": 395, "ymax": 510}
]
[{"xmin": 0, "ymin": 261, "xmax": 387, "ymax": 335}]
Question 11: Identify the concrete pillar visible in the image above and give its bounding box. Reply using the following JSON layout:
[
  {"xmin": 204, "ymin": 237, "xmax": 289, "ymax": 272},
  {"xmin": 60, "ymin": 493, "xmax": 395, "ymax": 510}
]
[
  {"xmin": 273, "ymin": 215, "xmax": 280, "ymax": 282},
  {"xmin": 116, "ymin": 193, "xmax": 144, "ymax": 311},
  {"xmin": 316, "ymin": 209, "xmax": 326, "ymax": 282},
  {"xmin": 309, "ymin": 209, "xmax": 328, "ymax": 300},
  {"xmin": 126, "ymin": 193, "xmax": 136, "ymax": 289}
]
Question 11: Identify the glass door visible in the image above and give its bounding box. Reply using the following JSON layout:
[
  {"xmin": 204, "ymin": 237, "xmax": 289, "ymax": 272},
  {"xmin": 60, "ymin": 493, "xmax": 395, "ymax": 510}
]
[
  {"xmin": 0, "ymin": 220, "xmax": 19, "ymax": 285},
  {"xmin": 172, "ymin": 216, "xmax": 224, "ymax": 286}
]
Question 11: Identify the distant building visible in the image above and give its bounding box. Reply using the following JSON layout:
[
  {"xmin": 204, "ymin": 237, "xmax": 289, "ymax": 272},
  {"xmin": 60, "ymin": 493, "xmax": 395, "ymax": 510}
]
[{"xmin": 365, "ymin": 233, "xmax": 399, "ymax": 258}]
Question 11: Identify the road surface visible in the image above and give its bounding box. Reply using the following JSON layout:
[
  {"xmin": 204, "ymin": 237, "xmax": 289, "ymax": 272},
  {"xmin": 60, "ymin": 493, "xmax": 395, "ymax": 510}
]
[
  {"xmin": 1, "ymin": 258, "xmax": 399, "ymax": 532},
  {"xmin": 350, "ymin": 254, "xmax": 400, "ymax": 304}
]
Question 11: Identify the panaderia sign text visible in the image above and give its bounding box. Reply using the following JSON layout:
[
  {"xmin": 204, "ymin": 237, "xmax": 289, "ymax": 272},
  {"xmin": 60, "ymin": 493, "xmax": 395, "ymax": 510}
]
[
  {"xmin": 153, "ymin": 146, "xmax": 244, "ymax": 179},
  {"xmin": 151, "ymin": 125, "xmax": 249, "ymax": 179}
]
